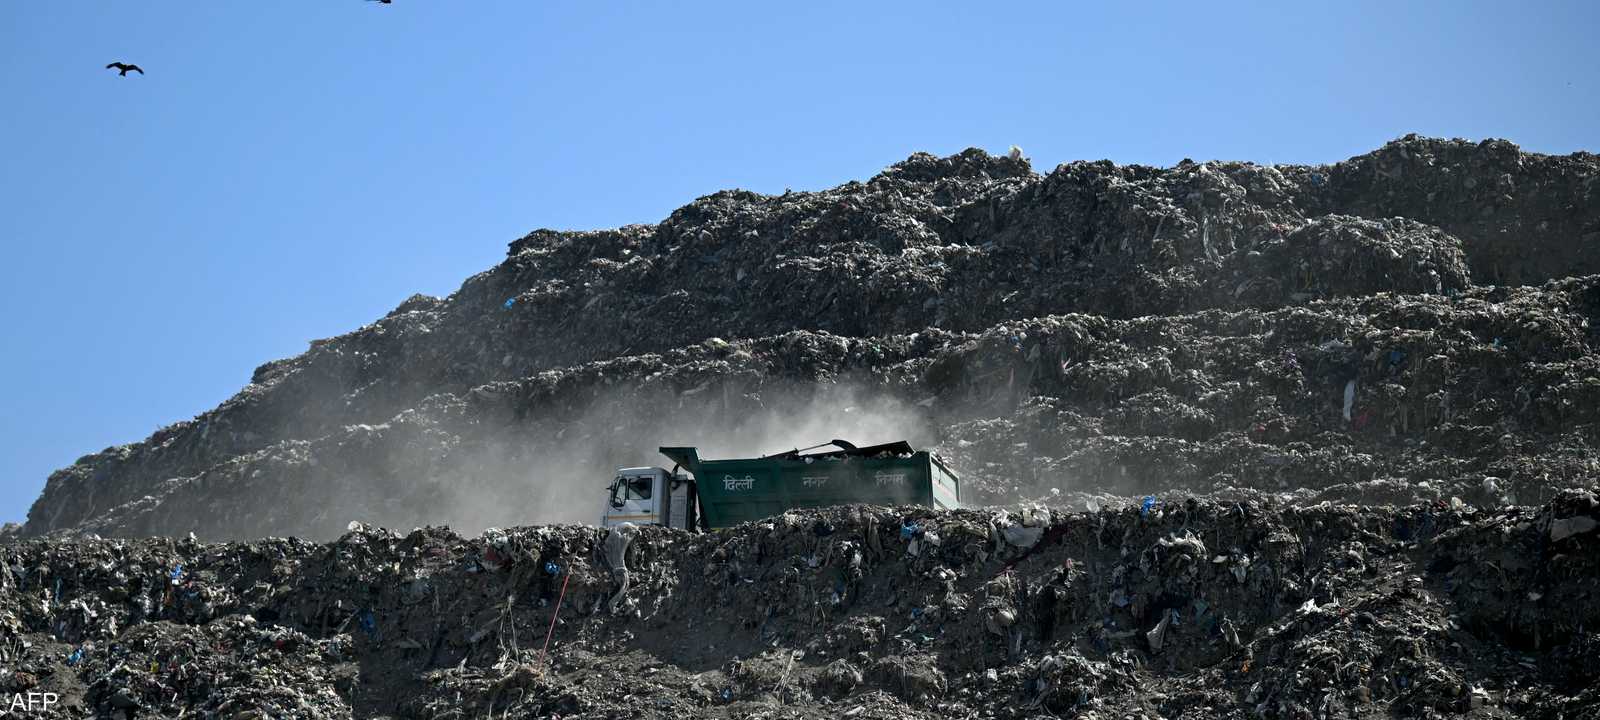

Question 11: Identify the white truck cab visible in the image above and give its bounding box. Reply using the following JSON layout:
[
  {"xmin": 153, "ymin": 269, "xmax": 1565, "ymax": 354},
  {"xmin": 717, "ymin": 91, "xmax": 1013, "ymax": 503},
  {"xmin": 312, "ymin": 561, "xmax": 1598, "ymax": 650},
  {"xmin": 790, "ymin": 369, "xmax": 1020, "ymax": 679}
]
[{"xmin": 601, "ymin": 466, "xmax": 699, "ymax": 530}]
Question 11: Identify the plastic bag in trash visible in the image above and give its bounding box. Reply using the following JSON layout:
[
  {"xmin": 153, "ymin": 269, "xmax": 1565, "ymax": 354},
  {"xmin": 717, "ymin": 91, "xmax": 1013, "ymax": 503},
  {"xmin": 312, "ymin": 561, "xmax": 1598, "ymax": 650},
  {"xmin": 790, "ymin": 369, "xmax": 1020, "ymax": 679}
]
[{"xmin": 1001, "ymin": 525, "xmax": 1043, "ymax": 549}]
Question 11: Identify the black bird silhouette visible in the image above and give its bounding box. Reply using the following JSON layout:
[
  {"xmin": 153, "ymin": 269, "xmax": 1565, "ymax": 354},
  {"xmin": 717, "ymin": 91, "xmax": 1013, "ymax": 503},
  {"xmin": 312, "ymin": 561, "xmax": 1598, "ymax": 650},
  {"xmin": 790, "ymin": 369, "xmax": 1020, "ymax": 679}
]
[
  {"xmin": 106, "ymin": 62, "xmax": 144, "ymax": 76},
  {"xmin": 367, "ymin": 0, "xmax": 392, "ymax": 4}
]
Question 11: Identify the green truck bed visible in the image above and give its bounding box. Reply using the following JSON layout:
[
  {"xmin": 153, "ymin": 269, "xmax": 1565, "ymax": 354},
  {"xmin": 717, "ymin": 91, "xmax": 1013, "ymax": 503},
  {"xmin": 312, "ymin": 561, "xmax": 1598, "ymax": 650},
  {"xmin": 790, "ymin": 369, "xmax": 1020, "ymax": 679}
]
[{"xmin": 659, "ymin": 441, "xmax": 960, "ymax": 529}]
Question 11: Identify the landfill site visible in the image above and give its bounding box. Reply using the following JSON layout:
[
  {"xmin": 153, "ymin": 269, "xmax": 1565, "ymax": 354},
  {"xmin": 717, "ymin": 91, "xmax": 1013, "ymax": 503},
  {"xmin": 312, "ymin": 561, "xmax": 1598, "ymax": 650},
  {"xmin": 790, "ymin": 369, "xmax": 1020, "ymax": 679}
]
[{"xmin": 5, "ymin": 135, "xmax": 1600, "ymax": 718}]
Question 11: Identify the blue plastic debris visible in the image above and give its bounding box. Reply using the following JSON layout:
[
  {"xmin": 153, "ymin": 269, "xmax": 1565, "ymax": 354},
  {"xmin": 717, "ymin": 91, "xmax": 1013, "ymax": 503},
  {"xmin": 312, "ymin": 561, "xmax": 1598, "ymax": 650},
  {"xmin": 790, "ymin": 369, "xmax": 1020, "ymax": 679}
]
[
  {"xmin": 1388, "ymin": 349, "xmax": 1406, "ymax": 367},
  {"xmin": 1141, "ymin": 496, "xmax": 1157, "ymax": 517},
  {"xmin": 911, "ymin": 607, "xmax": 924, "ymax": 619},
  {"xmin": 503, "ymin": 297, "xmax": 516, "ymax": 309},
  {"xmin": 66, "ymin": 647, "xmax": 83, "ymax": 666},
  {"xmin": 359, "ymin": 610, "xmax": 378, "ymax": 638},
  {"xmin": 720, "ymin": 688, "xmax": 733, "ymax": 701},
  {"xmin": 900, "ymin": 521, "xmax": 920, "ymax": 540},
  {"xmin": 169, "ymin": 564, "xmax": 184, "ymax": 586},
  {"xmin": 544, "ymin": 561, "xmax": 561, "ymax": 576}
]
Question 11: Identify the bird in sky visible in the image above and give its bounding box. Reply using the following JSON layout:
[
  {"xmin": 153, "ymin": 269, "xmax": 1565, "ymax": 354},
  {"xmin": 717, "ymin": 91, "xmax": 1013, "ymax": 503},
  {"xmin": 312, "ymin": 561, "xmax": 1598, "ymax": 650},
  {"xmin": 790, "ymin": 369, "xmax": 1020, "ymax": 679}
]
[
  {"xmin": 367, "ymin": 0, "xmax": 392, "ymax": 4},
  {"xmin": 105, "ymin": 62, "xmax": 144, "ymax": 77}
]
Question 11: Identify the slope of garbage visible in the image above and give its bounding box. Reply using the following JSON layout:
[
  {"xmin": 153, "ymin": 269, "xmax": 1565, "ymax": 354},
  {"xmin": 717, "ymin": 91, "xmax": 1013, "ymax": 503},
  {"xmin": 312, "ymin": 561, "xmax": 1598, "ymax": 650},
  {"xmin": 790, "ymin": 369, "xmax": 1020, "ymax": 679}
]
[
  {"xmin": 17, "ymin": 273, "xmax": 1599, "ymax": 543},
  {"xmin": 4, "ymin": 494, "xmax": 1599, "ymax": 718},
  {"xmin": 9, "ymin": 135, "xmax": 1600, "ymax": 717},
  {"xmin": 22, "ymin": 135, "xmax": 1600, "ymax": 540}
]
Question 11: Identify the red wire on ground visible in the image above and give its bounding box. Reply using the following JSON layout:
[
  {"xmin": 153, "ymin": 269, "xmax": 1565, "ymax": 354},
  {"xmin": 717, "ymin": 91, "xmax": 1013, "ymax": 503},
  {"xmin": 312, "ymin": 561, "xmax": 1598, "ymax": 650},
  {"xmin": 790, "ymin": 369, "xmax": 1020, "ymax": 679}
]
[{"xmin": 538, "ymin": 571, "xmax": 571, "ymax": 672}]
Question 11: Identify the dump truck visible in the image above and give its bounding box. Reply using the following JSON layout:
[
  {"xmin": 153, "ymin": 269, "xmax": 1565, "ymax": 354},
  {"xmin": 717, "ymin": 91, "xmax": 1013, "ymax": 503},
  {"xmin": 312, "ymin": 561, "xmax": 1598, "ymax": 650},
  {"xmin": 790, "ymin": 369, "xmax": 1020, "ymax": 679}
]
[{"xmin": 599, "ymin": 439, "xmax": 961, "ymax": 530}]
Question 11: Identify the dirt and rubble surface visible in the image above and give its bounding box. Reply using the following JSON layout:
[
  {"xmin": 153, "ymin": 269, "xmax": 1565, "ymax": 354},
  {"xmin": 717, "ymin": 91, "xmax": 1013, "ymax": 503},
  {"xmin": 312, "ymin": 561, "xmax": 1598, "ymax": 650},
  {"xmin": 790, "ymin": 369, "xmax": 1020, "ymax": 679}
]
[
  {"xmin": 7, "ymin": 135, "xmax": 1600, "ymax": 717},
  {"xmin": 4, "ymin": 497, "xmax": 1600, "ymax": 718}
]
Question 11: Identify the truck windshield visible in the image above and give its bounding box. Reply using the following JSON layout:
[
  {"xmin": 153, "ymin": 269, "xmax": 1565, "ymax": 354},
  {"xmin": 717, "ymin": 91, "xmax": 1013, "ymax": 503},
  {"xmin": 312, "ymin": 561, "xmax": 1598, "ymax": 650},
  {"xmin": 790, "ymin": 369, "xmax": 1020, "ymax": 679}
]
[{"xmin": 624, "ymin": 475, "xmax": 652, "ymax": 501}]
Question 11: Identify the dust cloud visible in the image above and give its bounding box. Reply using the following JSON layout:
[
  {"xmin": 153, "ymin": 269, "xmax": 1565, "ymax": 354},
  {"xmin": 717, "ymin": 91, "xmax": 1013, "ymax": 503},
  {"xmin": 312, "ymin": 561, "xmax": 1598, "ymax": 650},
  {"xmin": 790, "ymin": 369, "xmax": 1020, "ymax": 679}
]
[{"xmin": 427, "ymin": 382, "xmax": 932, "ymax": 535}]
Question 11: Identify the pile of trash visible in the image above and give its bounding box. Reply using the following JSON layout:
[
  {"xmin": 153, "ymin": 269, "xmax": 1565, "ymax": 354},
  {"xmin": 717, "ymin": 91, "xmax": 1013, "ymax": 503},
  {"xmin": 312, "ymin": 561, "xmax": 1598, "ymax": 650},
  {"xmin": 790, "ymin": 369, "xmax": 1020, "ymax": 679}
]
[
  {"xmin": 3, "ymin": 495, "xmax": 1597, "ymax": 717},
  {"xmin": 23, "ymin": 136, "xmax": 1600, "ymax": 541},
  {"xmin": 26, "ymin": 272, "xmax": 1600, "ymax": 542},
  {"xmin": 9, "ymin": 136, "xmax": 1600, "ymax": 715}
]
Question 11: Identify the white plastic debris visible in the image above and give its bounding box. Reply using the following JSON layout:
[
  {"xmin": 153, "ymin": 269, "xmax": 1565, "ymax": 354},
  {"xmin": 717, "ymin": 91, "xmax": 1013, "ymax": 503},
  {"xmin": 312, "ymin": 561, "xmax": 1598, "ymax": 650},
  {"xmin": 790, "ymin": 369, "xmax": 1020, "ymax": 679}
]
[
  {"xmin": 1000, "ymin": 525, "xmax": 1044, "ymax": 549},
  {"xmin": 1146, "ymin": 611, "xmax": 1173, "ymax": 653}
]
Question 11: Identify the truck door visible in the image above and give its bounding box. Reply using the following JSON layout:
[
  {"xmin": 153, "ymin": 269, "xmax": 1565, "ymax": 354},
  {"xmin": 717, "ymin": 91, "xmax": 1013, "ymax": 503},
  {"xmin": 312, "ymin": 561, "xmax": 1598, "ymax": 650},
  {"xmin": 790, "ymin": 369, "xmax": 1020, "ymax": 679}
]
[{"xmin": 604, "ymin": 471, "xmax": 658, "ymax": 527}]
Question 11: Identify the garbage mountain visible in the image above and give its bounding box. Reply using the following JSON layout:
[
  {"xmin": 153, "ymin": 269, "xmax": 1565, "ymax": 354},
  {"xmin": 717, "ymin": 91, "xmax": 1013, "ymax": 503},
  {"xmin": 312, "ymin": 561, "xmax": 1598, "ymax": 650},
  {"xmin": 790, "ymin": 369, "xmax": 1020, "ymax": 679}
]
[
  {"xmin": 8, "ymin": 135, "xmax": 1600, "ymax": 719},
  {"xmin": 21, "ymin": 135, "xmax": 1600, "ymax": 541}
]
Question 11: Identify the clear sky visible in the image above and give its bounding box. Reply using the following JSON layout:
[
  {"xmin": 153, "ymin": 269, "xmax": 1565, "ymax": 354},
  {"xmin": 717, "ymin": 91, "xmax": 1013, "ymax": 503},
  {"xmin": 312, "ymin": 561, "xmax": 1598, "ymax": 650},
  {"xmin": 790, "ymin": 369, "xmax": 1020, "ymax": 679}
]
[{"xmin": 0, "ymin": 1, "xmax": 1595, "ymax": 525}]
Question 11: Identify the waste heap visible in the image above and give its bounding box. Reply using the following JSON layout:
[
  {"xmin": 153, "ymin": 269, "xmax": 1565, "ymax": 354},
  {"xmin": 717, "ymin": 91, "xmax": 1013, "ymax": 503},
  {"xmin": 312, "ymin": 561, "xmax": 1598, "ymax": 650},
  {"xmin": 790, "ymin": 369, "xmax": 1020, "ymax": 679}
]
[
  {"xmin": 3, "ymin": 494, "xmax": 1597, "ymax": 717},
  {"xmin": 9, "ymin": 135, "xmax": 1600, "ymax": 717},
  {"xmin": 20, "ymin": 136, "xmax": 1600, "ymax": 541}
]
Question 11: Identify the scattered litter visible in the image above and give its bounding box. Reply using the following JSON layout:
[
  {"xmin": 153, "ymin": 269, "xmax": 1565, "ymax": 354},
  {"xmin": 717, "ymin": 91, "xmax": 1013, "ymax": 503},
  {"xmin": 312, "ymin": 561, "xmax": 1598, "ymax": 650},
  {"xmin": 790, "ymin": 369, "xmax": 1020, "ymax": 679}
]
[{"xmin": 0, "ymin": 495, "xmax": 1594, "ymax": 716}]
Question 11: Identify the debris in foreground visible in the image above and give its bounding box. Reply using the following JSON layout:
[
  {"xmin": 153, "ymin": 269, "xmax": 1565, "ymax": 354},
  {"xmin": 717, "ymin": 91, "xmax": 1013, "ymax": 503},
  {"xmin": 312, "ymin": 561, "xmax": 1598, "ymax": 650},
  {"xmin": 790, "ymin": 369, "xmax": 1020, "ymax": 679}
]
[{"xmin": 3, "ymin": 493, "xmax": 1597, "ymax": 718}]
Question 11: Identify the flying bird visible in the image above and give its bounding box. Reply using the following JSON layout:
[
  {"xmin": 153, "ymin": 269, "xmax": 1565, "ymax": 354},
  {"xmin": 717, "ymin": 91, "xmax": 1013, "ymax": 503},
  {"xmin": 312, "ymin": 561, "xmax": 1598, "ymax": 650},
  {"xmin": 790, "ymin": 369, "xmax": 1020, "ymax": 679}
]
[
  {"xmin": 367, "ymin": 0, "xmax": 392, "ymax": 4},
  {"xmin": 106, "ymin": 62, "xmax": 144, "ymax": 76}
]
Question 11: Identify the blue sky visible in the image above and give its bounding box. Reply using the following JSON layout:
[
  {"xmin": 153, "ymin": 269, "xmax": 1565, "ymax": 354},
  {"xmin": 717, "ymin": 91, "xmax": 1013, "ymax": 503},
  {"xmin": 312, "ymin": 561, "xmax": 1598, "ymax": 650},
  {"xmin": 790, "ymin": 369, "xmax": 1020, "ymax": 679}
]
[{"xmin": 0, "ymin": 1, "xmax": 1595, "ymax": 525}]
